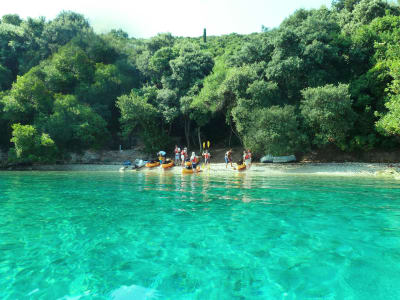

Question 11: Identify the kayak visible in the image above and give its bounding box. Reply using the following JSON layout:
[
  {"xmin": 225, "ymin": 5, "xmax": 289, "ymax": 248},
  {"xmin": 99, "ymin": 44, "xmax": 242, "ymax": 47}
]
[
  {"xmin": 182, "ymin": 166, "xmax": 201, "ymax": 174},
  {"xmin": 162, "ymin": 161, "xmax": 174, "ymax": 169},
  {"xmin": 146, "ymin": 161, "xmax": 160, "ymax": 168},
  {"xmin": 237, "ymin": 164, "xmax": 246, "ymax": 171}
]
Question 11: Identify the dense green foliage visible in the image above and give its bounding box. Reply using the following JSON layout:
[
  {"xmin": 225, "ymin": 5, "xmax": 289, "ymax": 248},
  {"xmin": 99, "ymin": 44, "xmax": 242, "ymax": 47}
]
[
  {"xmin": 301, "ymin": 84, "xmax": 356, "ymax": 149},
  {"xmin": 9, "ymin": 123, "xmax": 57, "ymax": 163},
  {"xmin": 1, "ymin": 1, "xmax": 400, "ymax": 163}
]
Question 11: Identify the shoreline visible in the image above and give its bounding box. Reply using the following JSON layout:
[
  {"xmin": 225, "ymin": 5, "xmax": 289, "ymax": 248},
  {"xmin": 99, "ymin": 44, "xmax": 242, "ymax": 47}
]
[{"xmin": 2, "ymin": 162, "xmax": 400, "ymax": 179}]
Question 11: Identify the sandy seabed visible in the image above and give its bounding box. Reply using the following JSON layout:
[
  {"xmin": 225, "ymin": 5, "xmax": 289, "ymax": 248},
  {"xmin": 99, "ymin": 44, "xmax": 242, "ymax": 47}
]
[{"xmin": 21, "ymin": 162, "xmax": 400, "ymax": 179}]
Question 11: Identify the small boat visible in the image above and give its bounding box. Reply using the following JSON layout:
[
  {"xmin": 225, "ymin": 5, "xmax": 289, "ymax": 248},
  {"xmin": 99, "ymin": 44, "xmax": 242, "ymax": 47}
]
[
  {"xmin": 237, "ymin": 164, "xmax": 247, "ymax": 172},
  {"xmin": 260, "ymin": 154, "xmax": 296, "ymax": 163},
  {"xmin": 146, "ymin": 161, "xmax": 160, "ymax": 168},
  {"xmin": 182, "ymin": 166, "xmax": 201, "ymax": 174},
  {"xmin": 133, "ymin": 159, "xmax": 146, "ymax": 171},
  {"xmin": 162, "ymin": 160, "xmax": 174, "ymax": 169}
]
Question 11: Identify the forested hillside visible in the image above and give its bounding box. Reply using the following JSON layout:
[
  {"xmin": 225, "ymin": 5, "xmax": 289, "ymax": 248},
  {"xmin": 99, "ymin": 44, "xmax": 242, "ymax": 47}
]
[{"xmin": 1, "ymin": 0, "xmax": 400, "ymax": 163}]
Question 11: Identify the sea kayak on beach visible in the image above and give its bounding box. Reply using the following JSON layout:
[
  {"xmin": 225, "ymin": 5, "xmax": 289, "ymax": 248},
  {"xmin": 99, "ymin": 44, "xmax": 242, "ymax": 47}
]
[{"xmin": 146, "ymin": 161, "xmax": 160, "ymax": 168}]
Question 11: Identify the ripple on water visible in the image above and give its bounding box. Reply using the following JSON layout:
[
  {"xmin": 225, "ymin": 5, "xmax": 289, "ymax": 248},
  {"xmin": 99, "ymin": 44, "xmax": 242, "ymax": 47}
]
[{"xmin": 0, "ymin": 172, "xmax": 400, "ymax": 299}]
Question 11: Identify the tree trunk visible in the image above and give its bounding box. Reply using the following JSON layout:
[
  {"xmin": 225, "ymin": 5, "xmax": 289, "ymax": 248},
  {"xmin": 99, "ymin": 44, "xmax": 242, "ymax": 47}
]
[
  {"xmin": 184, "ymin": 117, "xmax": 191, "ymax": 149},
  {"xmin": 168, "ymin": 122, "xmax": 172, "ymax": 136},
  {"xmin": 198, "ymin": 127, "xmax": 202, "ymax": 154},
  {"xmin": 229, "ymin": 117, "xmax": 243, "ymax": 146},
  {"xmin": 191, "ymin": 133, "xmax": 197, "ymax": 150}
]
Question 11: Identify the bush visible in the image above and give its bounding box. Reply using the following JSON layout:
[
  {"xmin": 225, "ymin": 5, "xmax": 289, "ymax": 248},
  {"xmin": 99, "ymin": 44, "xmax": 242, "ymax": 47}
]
[
  {"xmin": 9, "ymin": 123, "xmax": 58, "ymax": 163},
  {"xmin": 242, "ymin": 105, "xmax": 308, "ymax": 156},
  {"xmin": 301, "ymin": 84, "xmax": 356, "ymax": 149}
]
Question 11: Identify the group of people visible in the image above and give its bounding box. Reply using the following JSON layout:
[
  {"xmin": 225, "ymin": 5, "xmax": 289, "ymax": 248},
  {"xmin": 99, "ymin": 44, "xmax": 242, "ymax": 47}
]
[
  {"xmin": 157, "ymin": 146, "xmax": 251, "ymax": 170},
  {"xmin": 225, "ymin": 149, "xmax": 252, "ymax": 169},
  {"xmin": 173, "ymin": 145, "xmax": 211, "ymax": 169}
]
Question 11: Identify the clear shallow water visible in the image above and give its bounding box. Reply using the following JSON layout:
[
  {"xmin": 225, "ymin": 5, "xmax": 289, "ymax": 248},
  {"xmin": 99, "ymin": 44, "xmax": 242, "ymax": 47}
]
[{"xmin": 1, "ymin": 171, "xmax": 400, "ymax": 300}]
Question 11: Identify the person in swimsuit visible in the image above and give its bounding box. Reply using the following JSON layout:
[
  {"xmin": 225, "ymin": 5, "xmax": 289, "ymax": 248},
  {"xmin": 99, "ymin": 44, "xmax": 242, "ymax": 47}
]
[
  {"xmin": 157, "ymin": 150, "xmax": 166, "ymax": 164},
  {"xmin": 190, "ymin": 152, "xmax": 198, "ymax": 169},
  {"xmin": 202, "ymin": 149, "xmax": 210, "ymax": 166},
  {"xmin": 225, "ymin": 149, "xmax": 233, "ymax": 168},
  {"xmin": 245, "ymin": 149, "xmax": 252, "ymax": 169},
  {"xmin": 174, "ymin": 145, "xmax": 181, "ymax": 164},
  {"xmin": 181, "ymin": 147, "xmax": 187, "ymax": 166}
]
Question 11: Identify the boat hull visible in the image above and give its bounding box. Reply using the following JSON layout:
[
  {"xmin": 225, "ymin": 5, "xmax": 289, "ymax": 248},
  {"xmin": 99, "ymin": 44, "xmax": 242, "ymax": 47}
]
[
  {"xmin": 162, "ymin": 161, "xmax": 174, "ymax": 169},
  {"xmin": 237, "ymin": 164, "xmax": 247, "ymax": 171},
  {"xmin": 182, "ymin": 166, "xmax": 200, "ymax": 174},
  {"xmin": 146, "ymin": 162, "xmax": 160, "ymax": 168}
]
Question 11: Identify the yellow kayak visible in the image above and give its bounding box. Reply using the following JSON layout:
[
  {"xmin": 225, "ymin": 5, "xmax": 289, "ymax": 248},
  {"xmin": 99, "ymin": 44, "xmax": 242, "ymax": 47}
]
[
  {"xmin": 237, "ymin": 164, "xmax": 246, "ymax": 172},
  {"xmin": 146, "ymin": 161, "xmax": 160, "ymax": 168},
  {"xmin": 182, "ymin": 166, "xmax": 201, "ymax": 174},
  {"xmin": 162, "ymin": 161, "xmax": 174, "ymax": 169}
]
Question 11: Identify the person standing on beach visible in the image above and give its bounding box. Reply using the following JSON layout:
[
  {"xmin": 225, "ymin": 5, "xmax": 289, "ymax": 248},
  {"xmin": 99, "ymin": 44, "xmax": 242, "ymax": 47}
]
[
  {"xmin": 174, "ymin": 145, "xmax": 181, "ymax": 164},
  {"xmin": 181, "ymin": 147, "xmax": 188, "ymax": 166},
  {"xmin": 202, "ymin": 149, "xmax": 211, "ymax": 166},
  {"xmin": 225, "ymin": 149, "xmax": 233, "ymax": 168},
  {"xmin": 245, "ymin": 149, "xmax": 252, "ymax": 169}
]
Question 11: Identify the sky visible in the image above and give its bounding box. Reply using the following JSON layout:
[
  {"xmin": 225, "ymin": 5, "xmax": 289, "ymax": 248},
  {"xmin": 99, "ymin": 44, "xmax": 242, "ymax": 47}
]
[{"xmin": 1, "ymin": 0, "xmax": 332, "ymax": 38}]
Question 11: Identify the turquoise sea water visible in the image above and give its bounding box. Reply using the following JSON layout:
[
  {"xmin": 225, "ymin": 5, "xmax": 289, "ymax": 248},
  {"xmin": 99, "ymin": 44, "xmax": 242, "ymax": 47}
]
[{"xmin": 1, "ymin": 171, "xmax": 400, "ymax": 299}]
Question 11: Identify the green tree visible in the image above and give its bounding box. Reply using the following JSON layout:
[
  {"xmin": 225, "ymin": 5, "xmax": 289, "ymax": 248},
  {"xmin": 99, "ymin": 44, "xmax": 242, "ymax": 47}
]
[
  {"xmin": 147, "ymin": 33, "xmax": 175, "ymax": 54},
  {"xmin": 43, "ymin": 44, "xmax": 94, "ymax": 94},
  {"xmin": 116, "ymin": 90, "xmax": 169, "ymax": 153},
  {"xmin": 9, "ymin": 123, "xmax": 57, "ymax": 163},
  {"xmin": 39, "ymin": 94, "xmax": 109, "ymax": 152},
  {"xmin": 41, "ymin": 11, "xmax": 91, "ymax": 55},
  {"xmin": 149, "ymin": 47, "xmax": 176, "ymax": 85},
  {"xmin": 156, "ymin": 88, "xmax": 179, "ymax": 129},
  {"xmin": 169, "ymin": 43, "xmax": 214, "ymax": 92},
  {"xmin": 242, "ymin": 105, "xmax": 307, "ymax": 156},
  {"xmin": 0, "ymin": 64, "xmax": 13, "ymax": 90},
  {"xmin": 301, "ymin": 84, "xmax": 356, "ymax": 148},
  {"xmin": 332, "ymin": 0, "xmax": 361, "ymax": 11},
  {"xmin": 0, "ymin": 18, "xmax": 25, "ymax": 78},
  {"xmin": 376, "ymin": 95, "xmax": 400, "ymax": 136},
  {"xmin": 2, "ymin": 67, "xmax": 53, "ymax": 123},
  {"xmin": 1, "ymin": 14, "xmax": 23, "ymax": 26}
]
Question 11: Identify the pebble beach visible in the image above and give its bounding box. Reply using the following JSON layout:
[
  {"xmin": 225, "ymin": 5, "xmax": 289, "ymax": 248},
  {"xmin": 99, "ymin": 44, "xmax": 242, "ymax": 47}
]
[{"xmin": 18, "ymin": 162, "xmax": 400, "ymax": 179}]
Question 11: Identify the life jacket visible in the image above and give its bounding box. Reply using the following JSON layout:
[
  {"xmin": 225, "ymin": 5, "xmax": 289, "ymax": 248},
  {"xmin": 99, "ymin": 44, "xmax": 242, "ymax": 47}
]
[
  {"xmin": 204, "ymin": 153, "xmax": 210, "ymax": 159},
  {"xmin": 245, "ymin": 153, "xmax": 250, "ymax": 160},
  {"xmin": 192, "ymin": 156, "xmax": 197, "ymax": 163}
]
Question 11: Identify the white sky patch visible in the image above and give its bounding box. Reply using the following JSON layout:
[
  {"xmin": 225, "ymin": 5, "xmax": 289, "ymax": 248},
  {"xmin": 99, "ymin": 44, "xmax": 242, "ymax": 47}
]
[{"xmin": 1, "ymin": 0, "xmax": 332, "ymax": 38}]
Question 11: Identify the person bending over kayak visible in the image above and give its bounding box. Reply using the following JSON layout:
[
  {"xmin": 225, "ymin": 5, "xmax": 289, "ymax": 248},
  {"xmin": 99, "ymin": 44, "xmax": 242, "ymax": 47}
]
[
  {"xmin": 157, "ymin": 150, "xmax": 166, "ymax": 164},
  {"xmin": 225, "ymin": 149, "xmax": 233, "ymax": 168}
]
